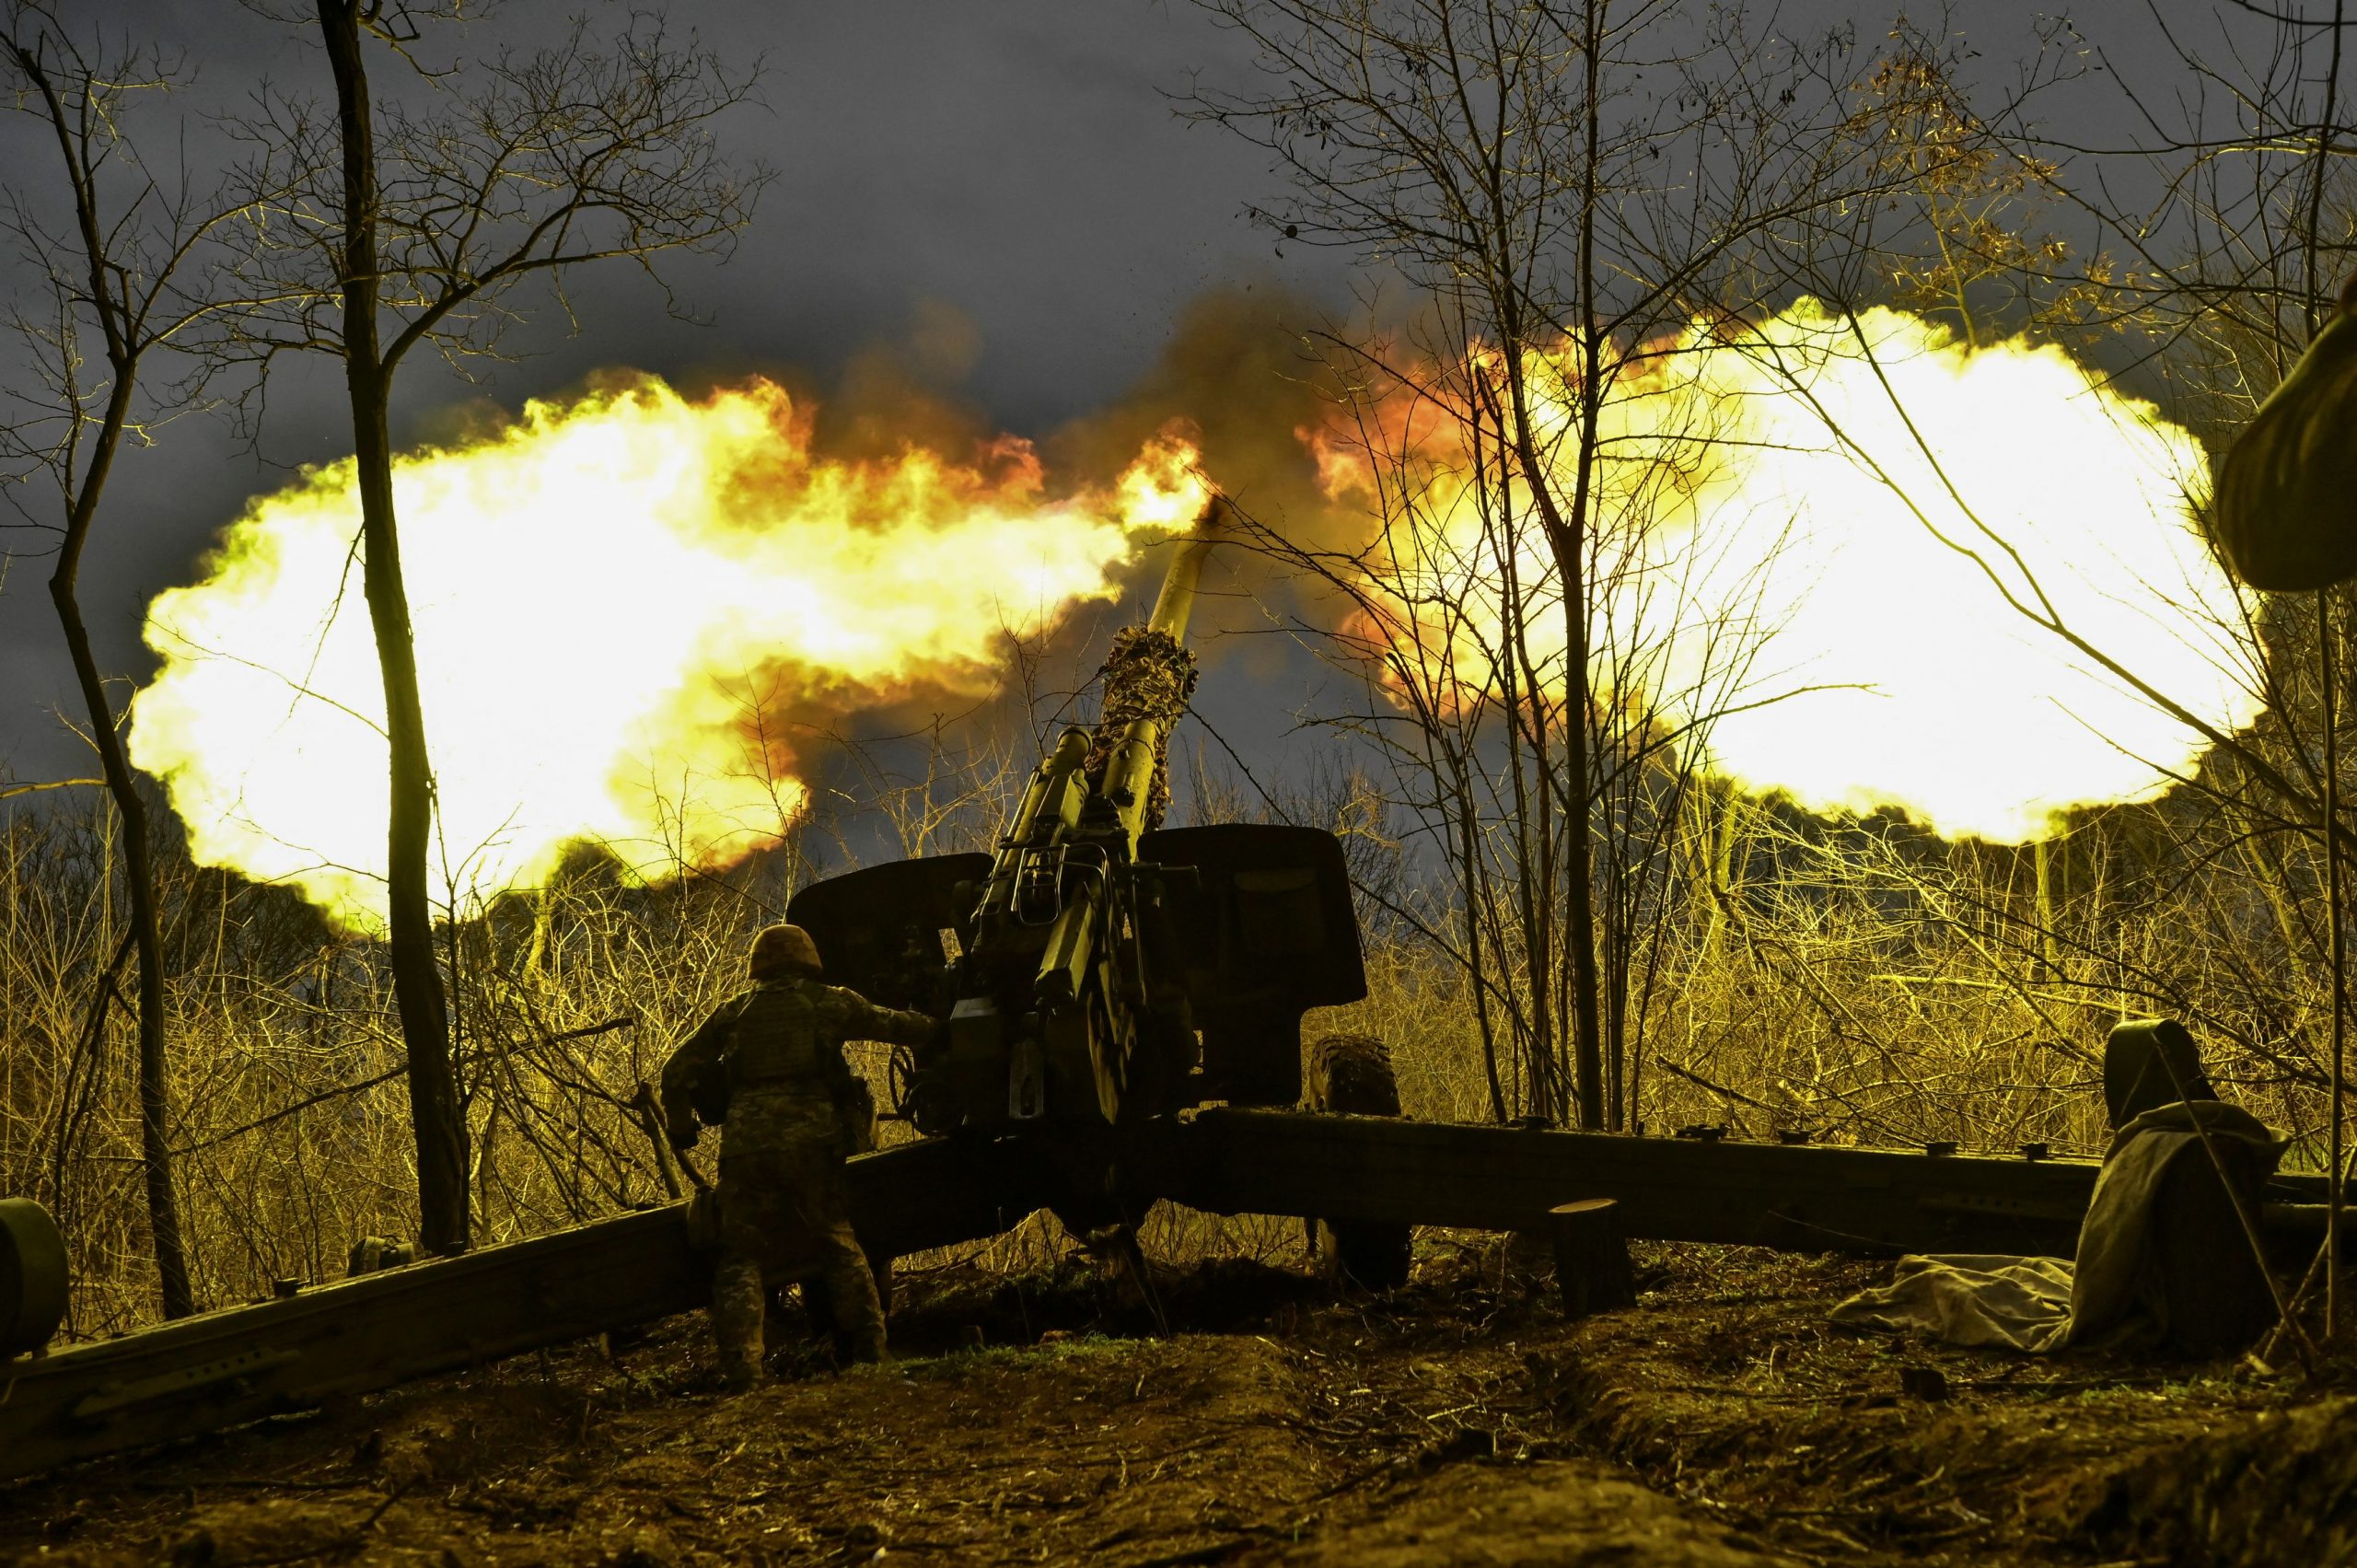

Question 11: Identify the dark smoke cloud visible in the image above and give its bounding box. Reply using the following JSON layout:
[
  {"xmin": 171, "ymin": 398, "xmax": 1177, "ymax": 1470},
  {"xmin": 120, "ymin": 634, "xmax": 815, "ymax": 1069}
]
[{"xmin": 1049, "ymin": 285, "xmax": 1379, "ymax": 665}]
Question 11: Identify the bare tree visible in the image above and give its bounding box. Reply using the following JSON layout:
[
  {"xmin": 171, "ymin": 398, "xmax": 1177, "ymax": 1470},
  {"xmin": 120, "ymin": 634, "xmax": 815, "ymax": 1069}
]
[
  {"xmin": 0, "ymin": 5, "xmax": 277, "ymax": 1317},
  {"xmin": 1188, "ymin": 1, "xmax": 1915, "ymax": 1126},
  {"xmin": 1985, "ymin": 0, "xmax": 2357, "ymax": 1333},
  {"xmin": 220, "ymin": 1, "xmax": 764, "ymax": 1253}
]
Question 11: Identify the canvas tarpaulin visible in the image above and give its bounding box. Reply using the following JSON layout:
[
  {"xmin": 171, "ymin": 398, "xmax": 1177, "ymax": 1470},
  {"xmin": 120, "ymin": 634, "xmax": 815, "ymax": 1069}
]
[{"xmin": 1829, "ymin": 1102, "xmax": 2281, "ymax": 1353}]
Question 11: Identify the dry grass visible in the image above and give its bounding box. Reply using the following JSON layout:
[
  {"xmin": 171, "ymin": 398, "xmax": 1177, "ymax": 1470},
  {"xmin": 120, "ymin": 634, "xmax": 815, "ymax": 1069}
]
[{"xmin": 4, "ymin": 733, "xmax": 2348, "ymax": 1339}]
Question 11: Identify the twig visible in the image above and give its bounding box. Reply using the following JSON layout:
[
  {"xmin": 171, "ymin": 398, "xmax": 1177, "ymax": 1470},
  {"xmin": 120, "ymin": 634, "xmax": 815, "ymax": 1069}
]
[
  {"xmin": 1653, "ymin": 1057, "xmax": 1782, "ymax": 1113},
  {"xmin": 629, "ymin": 1080, "xmax": 686, "ymax": 1201},
  {"xmin": 174, "ymin": 1064, "xmax": 410, "ymax": 1156},
  {"xmin": 234, "ymin": 1481, "xmax": 411, "ymax": 1566},
  {"xmin": 2323, "ymin": 582, "xmax": 2348, "ymax": 1339},
  {"xmin": 0, "ymin": 777, "xmax": 101, "ymax": 800}
]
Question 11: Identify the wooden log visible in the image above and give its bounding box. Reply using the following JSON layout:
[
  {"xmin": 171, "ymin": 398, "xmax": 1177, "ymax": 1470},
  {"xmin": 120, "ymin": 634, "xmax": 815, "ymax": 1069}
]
[{"xmin": 1549, "ymin": 1200, "xmax": 1636, "ymax": 1318}]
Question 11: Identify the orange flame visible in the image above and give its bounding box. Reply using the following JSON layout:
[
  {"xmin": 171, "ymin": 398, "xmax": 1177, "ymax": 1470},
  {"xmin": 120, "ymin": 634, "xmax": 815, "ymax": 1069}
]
[
  {"xmin": 129, "ymin": 377, "xmax": 1206, "ymax": 925},
  {"xmin": 1306, "ymin": 300, "xmax": 2258, "ymax": 842}
]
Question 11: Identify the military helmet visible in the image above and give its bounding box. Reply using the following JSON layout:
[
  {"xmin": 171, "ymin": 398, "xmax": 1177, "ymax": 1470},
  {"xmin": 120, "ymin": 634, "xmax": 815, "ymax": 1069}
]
[{"xmin": 748, "ymin": 923, "xmax": 823, "ymax": 979}]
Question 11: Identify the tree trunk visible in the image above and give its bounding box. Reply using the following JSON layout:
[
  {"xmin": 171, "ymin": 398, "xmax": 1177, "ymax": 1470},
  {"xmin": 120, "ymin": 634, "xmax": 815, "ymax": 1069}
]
[
  {"xmin": 1538, "ymin": 0, "xmax": 1610, "ymax": 1132},
  {"xmin": 48, "ymin": 567, "xmax": 195, "ymax": 1320},
  {"xmin": 1556, "ymin": 552, "xmax": 1606, "ymax": 1131},
  {"xmin": 20, "ymin": 29, "xmax": 199, "ymax": 1309},
  {"xmin": 319, "ymin": 0, "xmax": 470, "ymax": 1255},
  {"xmin": 2032, "ymin": 835, "xmax": 2062, "ymax": 983},
  {"xmin": 1501, "ymin": 330, "xmax": 1606, "ymax": 1130}
]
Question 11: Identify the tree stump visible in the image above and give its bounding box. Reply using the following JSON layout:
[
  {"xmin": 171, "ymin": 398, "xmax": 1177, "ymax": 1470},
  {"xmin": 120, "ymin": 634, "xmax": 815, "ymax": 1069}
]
[{"xmin": 1550, "ymin": 1200, "xmax": 1636, "ymax": 1319}]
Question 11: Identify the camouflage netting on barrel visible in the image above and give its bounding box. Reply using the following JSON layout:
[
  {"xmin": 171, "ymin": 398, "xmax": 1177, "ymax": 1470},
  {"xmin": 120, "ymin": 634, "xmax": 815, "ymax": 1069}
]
[{"xmin": 1083, "ymin": 626, "xmax": 1199, "ymax": 833}]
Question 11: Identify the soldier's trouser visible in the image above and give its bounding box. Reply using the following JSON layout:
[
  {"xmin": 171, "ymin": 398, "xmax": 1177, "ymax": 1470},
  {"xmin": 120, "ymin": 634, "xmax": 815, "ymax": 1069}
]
[{"xmin": 712, "ymin": 1133, "xmax": 886, "ymax": 1382}]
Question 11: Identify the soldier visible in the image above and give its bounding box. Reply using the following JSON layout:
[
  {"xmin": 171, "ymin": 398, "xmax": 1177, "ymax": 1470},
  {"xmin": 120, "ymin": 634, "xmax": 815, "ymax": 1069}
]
[{"xmin": 660, "ymin": 923, "xmax": 935, "ymax": 1388}]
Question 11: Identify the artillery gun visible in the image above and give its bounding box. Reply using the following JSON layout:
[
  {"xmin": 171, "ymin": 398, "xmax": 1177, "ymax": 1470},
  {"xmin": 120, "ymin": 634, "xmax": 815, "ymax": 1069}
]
[
  {"xmin": 0, "ymin": 526, "xmax": 2341, "ymax": 1482},
  {"xmin": 782, "ymin": 525, "xmax": 1378, "ymax": 1270}
]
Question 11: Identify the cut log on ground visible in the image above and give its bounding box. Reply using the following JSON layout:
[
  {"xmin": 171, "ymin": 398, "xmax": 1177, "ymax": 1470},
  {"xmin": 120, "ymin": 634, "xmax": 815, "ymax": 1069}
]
[{"xmin": 1550, "ymin": 1199, "xmax": 1636, "ymax": 1318}]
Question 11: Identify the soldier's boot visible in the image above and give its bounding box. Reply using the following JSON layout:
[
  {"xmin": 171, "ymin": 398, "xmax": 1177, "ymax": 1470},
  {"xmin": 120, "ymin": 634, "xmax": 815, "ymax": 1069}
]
[
  {"xmin": 847, "ymin": 1319, "xmax": 892, "ymax": 1368},
  {"xmin": 820, "ymin": 1234, "xmax": 890, "ymax": 1366},
  {"xmin": 712, "ymin": 1251, "xmax": 767, "ymax": 1391}
]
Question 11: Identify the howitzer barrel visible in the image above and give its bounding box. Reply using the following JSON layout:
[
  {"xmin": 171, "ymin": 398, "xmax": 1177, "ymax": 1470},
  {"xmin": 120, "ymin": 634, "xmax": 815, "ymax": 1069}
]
[{"xmin": 1145, "ymin": 514, "xmax": 1220, "ymax": 644}]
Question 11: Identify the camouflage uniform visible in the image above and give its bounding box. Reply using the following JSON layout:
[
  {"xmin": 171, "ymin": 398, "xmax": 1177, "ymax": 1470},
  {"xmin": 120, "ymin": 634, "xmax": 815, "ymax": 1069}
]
[{"xmin": 661, "ymin": 964, "xmax": 933, "ymax": 1387}]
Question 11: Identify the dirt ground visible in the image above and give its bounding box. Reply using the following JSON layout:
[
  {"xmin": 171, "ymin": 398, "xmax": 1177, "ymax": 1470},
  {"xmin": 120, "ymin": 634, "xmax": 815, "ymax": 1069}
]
[{"xmin": 5, "ymin": 1234, "xmax": 2354, "ymax": 1567}]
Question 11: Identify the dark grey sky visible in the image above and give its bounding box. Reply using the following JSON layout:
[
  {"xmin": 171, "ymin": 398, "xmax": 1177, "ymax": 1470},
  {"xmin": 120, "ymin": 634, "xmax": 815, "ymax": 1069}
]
[
  {"xmin": 0, "ymin": 1, "xmax": 2226, "ymax": 796},
  {"xmin": 0, "ymin": 0, "xmax": 1357, "ymax": 782}
]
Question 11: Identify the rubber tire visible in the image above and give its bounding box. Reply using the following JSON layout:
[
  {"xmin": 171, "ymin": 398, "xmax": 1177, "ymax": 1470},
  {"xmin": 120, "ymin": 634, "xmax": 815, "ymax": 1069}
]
[
  {"xmin": 1302, "ymin": 1032, "xmax": 1413, "ymax": 1291},
  {"xmin": 0, "ymin": 1198, "xmax": 67, "ymax": 1357}
]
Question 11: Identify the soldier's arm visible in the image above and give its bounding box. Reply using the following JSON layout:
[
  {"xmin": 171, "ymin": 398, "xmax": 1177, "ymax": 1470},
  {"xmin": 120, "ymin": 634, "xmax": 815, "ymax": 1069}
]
[
  {"xmin": 822, "ymin": 986, "xmax": 938, "ymax": 1051},
  {"xmin": 657, "ymin": 998, "xmax": 739, "ymax": 1149},
  {"xmin": 815, "ymin": 986, "xmax": 936, "ymax": 1101}
]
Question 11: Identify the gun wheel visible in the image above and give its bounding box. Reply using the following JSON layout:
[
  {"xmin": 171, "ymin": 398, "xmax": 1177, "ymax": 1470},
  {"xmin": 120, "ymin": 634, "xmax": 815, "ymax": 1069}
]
[
  {"xmin": 1302, "ymin": 1032, "xmax": 1412, "ymax": 1291},
  {"xmin": 0, "ymin": 1198, "xmax": 67, "ymax": 1358}
]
